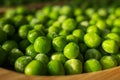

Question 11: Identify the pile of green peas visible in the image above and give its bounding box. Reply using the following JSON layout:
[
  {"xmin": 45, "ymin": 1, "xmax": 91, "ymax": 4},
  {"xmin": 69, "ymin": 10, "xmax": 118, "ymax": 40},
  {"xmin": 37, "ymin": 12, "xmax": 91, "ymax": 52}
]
[{"xmin": 0, "ymin": 5, "xmax": 120, "ymax": 76}]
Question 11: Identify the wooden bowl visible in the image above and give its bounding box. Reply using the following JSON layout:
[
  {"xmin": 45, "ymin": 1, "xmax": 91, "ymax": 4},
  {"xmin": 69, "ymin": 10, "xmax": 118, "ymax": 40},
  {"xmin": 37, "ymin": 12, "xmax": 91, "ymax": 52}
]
[
  {"xmin": 0, "ymin": 1, "xmax": 120, "ymax": 80},
  {"xmin": 0, "ymin": 66, "xmax": 120, "ymax": 80}
]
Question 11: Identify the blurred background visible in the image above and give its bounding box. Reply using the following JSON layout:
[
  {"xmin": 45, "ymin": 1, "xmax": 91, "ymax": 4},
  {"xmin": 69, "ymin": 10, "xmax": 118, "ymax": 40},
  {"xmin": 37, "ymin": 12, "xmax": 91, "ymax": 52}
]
[{"xmin": 0, "ymin": 0, "xmax": 120, "ymax": 7}]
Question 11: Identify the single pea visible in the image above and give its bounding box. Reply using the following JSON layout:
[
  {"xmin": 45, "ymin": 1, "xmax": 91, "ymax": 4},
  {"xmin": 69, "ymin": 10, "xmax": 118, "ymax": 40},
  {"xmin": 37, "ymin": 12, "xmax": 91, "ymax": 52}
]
[
  {"xmin": 51, "ymin": 52, "xmax": 67, "ymax": 63},
  {"xmin": 0, "ymin": 28, "xmax": 7, "ymax": 43},
  {"xmin": 76, "ymin": 15, "xmax": 85, "ymax": 23},
  {"xmin": 8, "ymin": 48, "xmax": 24, "ymax": 66},
  {"xmin": 42, "ymin": 5, "xmax": 52, "ymax": 16},
  {"xmin": 48, "ymin": 60, "xmax": 65, "ymax": 75},
  {"xmin": 64, "ymin": 59, "xmax": 82, "ymax": 75},
  {"xmin": 84, "ymin": 32, "xmax": 101, "ymax": 48},
  {"xmin": 100, "ymin": 56, "xmax": 118, "ymax": 69},
  {"xmin": 52, "ymin": 36, "xmax": 67, "ymax": 51},
  {"xmin": 86, "ymin": 25, "xmax": 100, "ymax": 34},
  {"xmin": 89, "ymin": 19, "xmax": 97, "ymax": 25},
  {"xmin": 49, "ymin": 10, "xmax": 59, "ymax": 20},
  {"xmin": 72, "ymin": 29, "xmax": 85, "ymax": 42},
  {"xmin": 85, "ymin": 48, "xmax": 102, "ymax": 60},
  {"xmin": 66, "ymin": 34, "xmax": 79, "ymax": 43},
  {"xmin": 3, "ymin": 24, "xmax": 15, "ymax": 36},
  {"xmin": 27, "ymin": 30, "xmax": 41, "ymax": 43},
  {"xmin": 97, "ymin": 8, "xmax": 107, "ymax": 17},
  {"xmin": 74, "ymin": 8, "xmax": 82, "ymax": 16},
  {"xmin": 0, "ymin": 46, "xmax": 7, "ymax": 66},
  {"xmin": 60, "ymin": 5, "xmax": 73, "ymax": 17},
  {"xmin": 18, "ymin": 25, "xmax": 31, "ymax": 39},
  {"xmin": 34, "ymin": 36, "xmax": 51, "ymax": 53},
  {"xmin": 62, "ymin": 18, "xmax": 77, "ymax": 32},
  {"xmin": 84, "ymin": 59, "xmax": 102, "ymax": 72},
  {"xmin": 96, "ymin": 20, "xmax": 107, "ymax": 31},
  {"xmin": 64, "ymin": 42, "xmax": 79, "ymax": 59},
  {"xmin": 35, "ymin": 53, "xmax": 49, "ymax": 65},
  {"xmin": 14, "ymin": 56, "xmax": 32, "ymax": 73},
  {"xmin": 2, "ymin": 40, "xmax": 18, "ymax": 52},
  {"xmin": 26, "ymin": 44, "xmax": 38, "ymax": 58},
  {"xmin": 35, "ymin": 10, "xmax": 47, "ymax": 23},
  {"xmin": 80, "ymin": 21, "xmax": 89, "ymax": 28},
  {"xmin": 102, "ymin": 39, "xmax": 119, "ymax": 54},
  {"xmin": 26, "ymin": 15, "xmax": 34, "ymax": 22},
  {"xmin": 25, "ymin": 60, "xmax": 46, "ymax": 75},
  {"xmin": 91, "ymin": 13, "xmax": 100, "ymax": 20},
  {"xmin": 106, "ymin": 18, "xmax": 113, "ymax": 28},
  {"xmin": 52, "ymin": 5, "xmax": 60, "ymax": 12},
  {"xmin": 85, "ymin": 8, "xmax": 95, "ymax": 17}
]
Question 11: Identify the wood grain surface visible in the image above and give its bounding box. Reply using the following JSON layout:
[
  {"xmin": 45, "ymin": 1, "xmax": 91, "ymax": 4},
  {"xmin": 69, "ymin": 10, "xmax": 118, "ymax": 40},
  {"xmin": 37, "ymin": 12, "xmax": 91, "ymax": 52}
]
[{"xmin": 0, "ymin": 66, "xmax": 120, "ymax": 80}]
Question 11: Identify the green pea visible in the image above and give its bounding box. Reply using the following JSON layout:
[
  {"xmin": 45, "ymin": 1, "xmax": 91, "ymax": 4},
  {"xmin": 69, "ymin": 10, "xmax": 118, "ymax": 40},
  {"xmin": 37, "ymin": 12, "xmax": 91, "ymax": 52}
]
[
  {"xmin": 3, "ymin": 24, "xmax": 15, "ymax": 36},
  {"xmin": 34, "ymin": 36, "xmax": 51, "ymax": 53},
  {"xmin": 102, "ymin": 39, "xmax": 119, "ymax": 54},
  {"xmin": 86, "ymin": 25, "xmax": 100, "ymax": 34},
  {"xmin": 26, "ymin": 44, "xmax": 38, "ymax": 58},
  {"xmin": 72, "ymin": 29, "xmax": 85, "ymax": 42},
  {"xmin": 48, "ymin": 60, "xmax": 65, "ymax": 75},
  {"xmin": 52, "ymin": 36, "xmax": 67, "ymax": 51},
  {"xmin": 18, "ymin": 25, "xmax": 31, "ymax": 39},
  {"xmin": 25, "ymin": 60, "xmax": 46, "ymax": 75},
  {"xmin": 84, "ymin": 32, "xmax": 101, "ymax": 48},
  {"xmin": 100, "ymin": 56, "xmax": 118, "ymax": 69},
  {"xmin": 64, "ymin": 59, "xmax": 82, "ymax": 75},
  {"xmin": 64, "ymin": 42, "xmax": 79, "ymax": 59},
  {"xmin": 60, "ymin": 5, "xmax": 73, "ymax": 17},
  {"xmin": 62, "ymin": 18, "xmax": 77, "ymax": 32},
  {"xmin": 84, "ymin": 59, "xmax": 102, "ymax": 72},
  {"xmin": 85, "ymin": 48, "xmax": 102, "ymax": 60}
]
